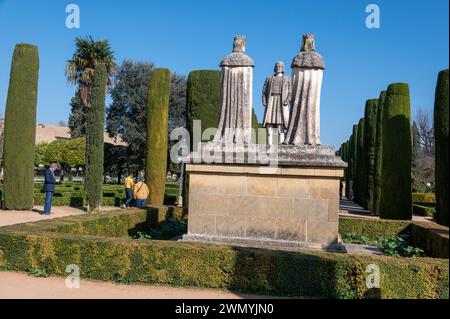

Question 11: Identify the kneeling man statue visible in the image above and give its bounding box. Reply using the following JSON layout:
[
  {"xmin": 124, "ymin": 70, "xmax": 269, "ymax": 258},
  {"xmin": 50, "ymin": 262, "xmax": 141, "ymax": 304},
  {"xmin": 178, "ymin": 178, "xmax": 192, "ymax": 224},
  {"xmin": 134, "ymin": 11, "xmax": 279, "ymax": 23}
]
[{"xmin": 262, "ymin": 61, "xmax": 291, "ymax": 144}]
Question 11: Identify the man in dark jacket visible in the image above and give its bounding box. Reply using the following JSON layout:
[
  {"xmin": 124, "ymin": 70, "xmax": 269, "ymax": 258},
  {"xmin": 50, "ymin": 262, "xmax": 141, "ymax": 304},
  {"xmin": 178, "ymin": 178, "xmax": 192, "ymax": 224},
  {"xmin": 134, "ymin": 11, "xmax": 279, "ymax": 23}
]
[{"xmin": 43, "ymin": 163, "xmax": 58, "ymax": 215}]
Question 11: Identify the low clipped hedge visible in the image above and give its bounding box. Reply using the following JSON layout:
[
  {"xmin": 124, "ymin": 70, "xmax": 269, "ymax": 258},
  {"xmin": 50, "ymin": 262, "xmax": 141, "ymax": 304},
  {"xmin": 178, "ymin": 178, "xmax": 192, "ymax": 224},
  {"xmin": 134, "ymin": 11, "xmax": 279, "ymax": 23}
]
[
  {"xmin": 1, "ymin": 183, "xmax": 179, "ymax": 208},
  {"xmin": 412, "ymin": 193, "xmax": 436, "ymax": 205},
  {"xmin": 0, "ymin": 210, "xmax": 447, "ymax": 299},
  {"xmin": 339, "ymin": 217, "xmax": 411, "ymax": 238}
]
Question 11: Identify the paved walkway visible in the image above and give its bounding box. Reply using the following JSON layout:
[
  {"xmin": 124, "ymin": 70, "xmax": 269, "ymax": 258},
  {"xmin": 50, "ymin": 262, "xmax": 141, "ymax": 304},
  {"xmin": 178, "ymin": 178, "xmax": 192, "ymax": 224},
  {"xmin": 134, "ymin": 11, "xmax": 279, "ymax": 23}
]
[
  {"xmin": 339, "ymin": 199, "xmax": 433, "ymax": 222},
  {"xmin": 0, "ymin": 206, "xmax": 118, "ymax": 227},
  {"xmin": 0, "ymin": 271, "xmax": 277, "ymax": 299}
]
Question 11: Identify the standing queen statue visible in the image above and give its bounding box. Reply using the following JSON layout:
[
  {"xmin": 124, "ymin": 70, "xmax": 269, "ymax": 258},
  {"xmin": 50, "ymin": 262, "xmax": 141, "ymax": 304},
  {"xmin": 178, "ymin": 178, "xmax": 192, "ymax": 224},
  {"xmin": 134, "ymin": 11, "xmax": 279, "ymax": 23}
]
[{"xmin": 285, "ymin": 34, "xmax": 325, "ymax": 146}]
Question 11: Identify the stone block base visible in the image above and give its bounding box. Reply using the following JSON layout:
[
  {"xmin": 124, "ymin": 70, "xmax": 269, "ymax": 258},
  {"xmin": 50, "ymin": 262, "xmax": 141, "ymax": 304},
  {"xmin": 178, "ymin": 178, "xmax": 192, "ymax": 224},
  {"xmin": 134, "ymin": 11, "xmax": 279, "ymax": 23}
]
[{"xmin": 184, "ymin": 162, "xmax": 345, "ymax": 248}]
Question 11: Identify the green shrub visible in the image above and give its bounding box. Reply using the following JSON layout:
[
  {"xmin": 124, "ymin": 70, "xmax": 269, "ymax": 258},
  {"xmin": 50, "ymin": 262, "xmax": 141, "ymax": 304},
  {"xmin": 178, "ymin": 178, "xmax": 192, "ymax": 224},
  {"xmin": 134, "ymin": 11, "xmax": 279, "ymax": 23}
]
[
  {"xmin": 434, "ymin": 69, "xmax": 449, "ymax": 227},
  {"xmin": 145, "ymin": 68, "xmax": 171, "ymax": 206},
  {"xmin": 343, "ymin": 233, "xmax": 425, "ymax": 257},
  {"xmin": 373, "ymin": 91, "xmax": 387, "ymax": 215},
  {"xmin": 3, "ymin": 44, "xmax": 39, "ymax": 209},
  {"xmin": 86, "ymin": 63, "xmax": 107, "ymax": 212},
  {"xmin": 340, "ymin": 216, "xmax": 448, "ymax": 259},
  {"xmin": 362, "ymin": 99, "xmax": 379, "ymax": 211},
  {"xmin": 0, "ymin": 210, "xmax": 447, "ymax": 299},
  {"xmin": 379, "ymin": 83, "xmax": 412, "ymax": 220}
]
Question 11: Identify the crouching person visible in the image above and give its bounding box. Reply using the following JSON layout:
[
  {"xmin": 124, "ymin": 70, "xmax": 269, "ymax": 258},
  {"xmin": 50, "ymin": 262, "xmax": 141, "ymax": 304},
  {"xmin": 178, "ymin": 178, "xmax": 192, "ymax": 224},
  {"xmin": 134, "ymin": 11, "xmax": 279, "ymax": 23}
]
[{"xmin": 133, "ymin": 177, "xmax": 149, "ymax": 207}]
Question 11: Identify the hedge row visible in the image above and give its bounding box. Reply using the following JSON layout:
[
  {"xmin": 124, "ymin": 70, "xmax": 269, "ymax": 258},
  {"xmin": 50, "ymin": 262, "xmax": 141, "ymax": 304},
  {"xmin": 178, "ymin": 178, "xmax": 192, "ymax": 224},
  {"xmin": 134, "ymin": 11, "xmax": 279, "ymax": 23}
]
[
  {"xmin": 339, "ymin": 217, "xmax": 411, "ymax": 238},
  {"xmin": 0, "ymin": 210, "xmax": 447, "ymax": 299},
  {"xmin": 412, "ymin": 193, "xmax": 436, "ymax": 205}
]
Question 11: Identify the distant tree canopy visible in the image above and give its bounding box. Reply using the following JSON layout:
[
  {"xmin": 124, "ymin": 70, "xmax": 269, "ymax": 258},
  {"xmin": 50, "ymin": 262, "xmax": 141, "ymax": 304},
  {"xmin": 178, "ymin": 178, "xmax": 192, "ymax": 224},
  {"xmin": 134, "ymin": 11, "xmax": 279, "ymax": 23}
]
[
  {"xmin": 45, "ymin": 138, "xmax": 85, "ymax": 169},
  {"xmin": 68, "ymin": 90, "xmax": 86, "ymax": 138},
  {"xmin": 106, "ymin": 60, "xmax": 187, "ymax": 171},
  {"xmin": 35, "ymin": 142, "xmax": 49, "ymax": 167}
]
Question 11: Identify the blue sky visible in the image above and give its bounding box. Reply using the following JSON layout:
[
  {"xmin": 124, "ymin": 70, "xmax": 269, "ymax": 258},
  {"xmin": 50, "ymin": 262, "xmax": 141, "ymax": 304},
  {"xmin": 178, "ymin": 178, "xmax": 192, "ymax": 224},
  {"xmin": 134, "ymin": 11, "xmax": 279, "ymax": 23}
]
[{"xmin": 0, "ymin": 0, "xmax": 448, "ymax": 147}]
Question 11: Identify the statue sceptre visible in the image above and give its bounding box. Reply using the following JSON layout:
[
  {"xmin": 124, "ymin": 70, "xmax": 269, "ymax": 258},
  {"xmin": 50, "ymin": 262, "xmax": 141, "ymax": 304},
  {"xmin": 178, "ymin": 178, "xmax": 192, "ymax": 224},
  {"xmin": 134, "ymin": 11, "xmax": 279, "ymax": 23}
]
[
  {"xmin": 262, "ymin": 61, "xmax": 291, "ymax": 144},
  {"xmin": 284, "ymin": 34, "xmax": 325, "ymax": 145}
]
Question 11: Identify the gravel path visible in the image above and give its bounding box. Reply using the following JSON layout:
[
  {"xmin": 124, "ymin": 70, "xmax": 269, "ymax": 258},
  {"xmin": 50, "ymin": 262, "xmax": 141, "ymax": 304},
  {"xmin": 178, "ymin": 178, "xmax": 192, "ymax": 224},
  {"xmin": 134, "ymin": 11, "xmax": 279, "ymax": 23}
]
[{"xmin": 0, "ymin": 271, "xmax": 273, "ymax": 299}]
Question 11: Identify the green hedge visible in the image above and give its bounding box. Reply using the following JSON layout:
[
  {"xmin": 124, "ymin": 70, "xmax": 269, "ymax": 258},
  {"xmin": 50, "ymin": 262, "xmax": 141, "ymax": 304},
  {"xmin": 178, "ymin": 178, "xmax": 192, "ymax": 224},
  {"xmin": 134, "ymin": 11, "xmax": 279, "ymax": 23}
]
[
  {"xmin": 373, "ymin": 90, "xmax": 386, "ymax": 215},
  {"xmin": 355, "ymin": 118, "xmax": 365, "ymax": 206},
  {"xmin": 379, "ymin": 83, "xmax": 412, "ymax": 220},
  {"xmin": 362, "ymin": 99, "xmax": 379, "ymax": 211},
  {"xmin": 412, "ymin": 193, "xmax": 436, "ymax": 205},
  {"xmin": 0, "ymin": 210, "xmax": 447, "ymax": 299},
  {"xmin": 146, "ymin": 68, "xmax": 171, "ymax": 206},
  {"xmin": 86, "ymin": 63, "xmax": 107, "ymax": 211},
  {"xmin": 434, "ymin": 69, "xmax": 449, "ymax": 227},
  {"xmin": 339, "ymin": 217, "xmax": 411, "ymax": 238},
  {"xmin": 2, "ymin": 44, "xmax": 39, "ymax": 210}
]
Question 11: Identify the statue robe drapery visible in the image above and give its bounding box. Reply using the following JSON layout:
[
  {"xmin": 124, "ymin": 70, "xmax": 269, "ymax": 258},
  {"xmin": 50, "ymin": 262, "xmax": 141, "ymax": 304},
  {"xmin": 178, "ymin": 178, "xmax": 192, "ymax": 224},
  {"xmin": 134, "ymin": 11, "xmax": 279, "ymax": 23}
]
[
  {"xmin": 214, "ymin": 49, "xmax": 254, "ymax": 144},
  {"xmin": 285, "ymin": 68, "xmax": 323, "ymax": 145}
]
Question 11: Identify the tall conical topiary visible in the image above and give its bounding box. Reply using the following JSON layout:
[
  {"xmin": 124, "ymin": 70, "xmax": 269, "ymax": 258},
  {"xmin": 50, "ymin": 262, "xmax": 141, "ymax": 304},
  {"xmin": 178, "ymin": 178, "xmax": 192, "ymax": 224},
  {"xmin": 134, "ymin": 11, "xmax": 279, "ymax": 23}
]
[
  {"xmin": 379, "ymin": 83, "xmax": 412, "ymax": 220},
  {"xmin": 434, "ymin": 69, "xmax": 449, "ymax": 226},
  {"xmin": 3, "ymin": 44, "xmax": 39, "ymax": 210},
  {"xmin": 362, "ymin": 99, "xmax": 379, "ymax": 211},
  {"xmin": 351, "ymin": 125, "xmax": 359, "ymax": 200},
  {"xmin": 146, "ymin": 68, "xmax": 171, "ymax": 206},
  {"xmin": 345, "ymin": 136, "xmax": 353, "ymax": 199},
  {"xmin": 86, "ymin": 63, "xmax": 107, "ymax": 212},
  {"xmin": 373, "ymin": 91, "xmax": 386, "ymax": 215},
  {"xmin": 355, "ymin": 118, "xmax": 365, "ymax": 206}
]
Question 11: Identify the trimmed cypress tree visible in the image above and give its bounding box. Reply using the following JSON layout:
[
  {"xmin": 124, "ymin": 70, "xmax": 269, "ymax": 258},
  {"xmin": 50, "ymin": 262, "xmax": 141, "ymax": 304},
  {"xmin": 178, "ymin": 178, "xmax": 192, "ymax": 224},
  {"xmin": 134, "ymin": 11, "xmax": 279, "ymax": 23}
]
[
  {"xmin": 362, "ymin": 99, "xmax": 379, "ymax": 211},
  {"xmin": 183, "ymin": 70, "xmax": 221, "ymax": 206},
  {"xmin": 351, "ymin": 125, "xmax": 359, "ymax": 201},
  {"xmin": 86, "ymin": 63, "xmax": 107, "ymax": 212},
  {"xmin": 379, "ymin": 83, "xmax": 412, "ymax": 220},
  {"xmin": 345, "ymin": 137, "xmax": 353, "ymax": 199},
  {"xmin": 373, "ymin": 90, "xmax": 386, "ymax": 215},
  {"xmin": 355, "ymin": 118, "xmax": 365, "ymax": 206},
  {"xmin": 434, "ymin": 69, "xmax": 449, "ymax": 226},
  {"xmin": 146, "ymin": 68, "xmax": 172, "ymax": 206},
  {"xmin": 3, "ymin": 44, "xmax": 39, "ymax": 210}
]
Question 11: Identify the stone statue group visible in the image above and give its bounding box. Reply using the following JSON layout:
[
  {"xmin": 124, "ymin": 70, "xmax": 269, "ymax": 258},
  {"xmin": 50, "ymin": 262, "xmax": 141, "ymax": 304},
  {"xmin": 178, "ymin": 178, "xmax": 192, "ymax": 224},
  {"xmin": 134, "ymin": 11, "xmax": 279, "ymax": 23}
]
[{"xmin": 214, "ymin": 34, "xmax": 325, "ymax": 147}]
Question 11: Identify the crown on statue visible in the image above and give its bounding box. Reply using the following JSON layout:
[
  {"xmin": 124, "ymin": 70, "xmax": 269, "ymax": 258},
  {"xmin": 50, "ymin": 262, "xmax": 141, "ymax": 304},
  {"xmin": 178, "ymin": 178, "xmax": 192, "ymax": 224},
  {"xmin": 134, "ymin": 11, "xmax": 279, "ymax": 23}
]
[
  {"xmin": 233, "ymin": 35, "xmax": 246, "ymax": 53},
  {"xmin": 301, "ymin": 34, "xmax": 316, "ymax": 52}
]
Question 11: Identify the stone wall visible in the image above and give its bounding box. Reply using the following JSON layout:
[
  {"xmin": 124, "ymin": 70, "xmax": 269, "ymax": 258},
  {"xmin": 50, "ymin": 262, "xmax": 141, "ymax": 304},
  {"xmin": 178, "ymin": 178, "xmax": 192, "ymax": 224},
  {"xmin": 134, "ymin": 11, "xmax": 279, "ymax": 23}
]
[{"xmin": 186, "ymin": 164, "xmax": 344, "ymax": 246}]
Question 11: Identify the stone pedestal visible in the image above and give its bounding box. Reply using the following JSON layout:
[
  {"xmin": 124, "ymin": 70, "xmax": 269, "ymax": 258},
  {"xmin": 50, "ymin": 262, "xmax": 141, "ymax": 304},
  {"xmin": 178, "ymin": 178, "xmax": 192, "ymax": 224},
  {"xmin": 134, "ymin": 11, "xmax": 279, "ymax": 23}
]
[{"xmin": 183, "ymin": 148, "xmax": 346, "ymax": 251}]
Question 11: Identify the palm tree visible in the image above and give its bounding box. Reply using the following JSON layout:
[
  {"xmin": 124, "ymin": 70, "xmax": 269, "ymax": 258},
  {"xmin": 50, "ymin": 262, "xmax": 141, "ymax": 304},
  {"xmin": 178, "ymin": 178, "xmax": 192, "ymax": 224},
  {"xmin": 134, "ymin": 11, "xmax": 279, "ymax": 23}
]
[
  {"xmin": 65, "ymin": 36, "xmax": 117, "ymax": 190},
  {"xmin": 65, "ymin": 36, "xmax": 117, "ymax": 108}
]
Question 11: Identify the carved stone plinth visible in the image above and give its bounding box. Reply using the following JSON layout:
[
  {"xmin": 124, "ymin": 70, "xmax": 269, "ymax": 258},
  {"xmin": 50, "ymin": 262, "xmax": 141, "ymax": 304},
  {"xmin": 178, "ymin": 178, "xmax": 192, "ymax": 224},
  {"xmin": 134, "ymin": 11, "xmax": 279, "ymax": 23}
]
[{"xmin": 183, "ymin": 148, "xmax": 346, "ymax": 251}]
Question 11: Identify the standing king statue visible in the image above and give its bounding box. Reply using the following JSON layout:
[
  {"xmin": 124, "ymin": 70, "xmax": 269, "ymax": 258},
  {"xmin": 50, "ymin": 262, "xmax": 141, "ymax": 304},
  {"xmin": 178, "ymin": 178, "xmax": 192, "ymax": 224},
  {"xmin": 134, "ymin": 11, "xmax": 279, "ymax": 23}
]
[
  {"xmin": 285, "ymin": 34, "xmax": 325, "ymax": 145},
  {"xmin": 214, "ymin": 36, "xmax": 255, "ymax": 144},
  {"xmin": 262, "ymin": 61, "xmax": 291, "ymax": 144}
]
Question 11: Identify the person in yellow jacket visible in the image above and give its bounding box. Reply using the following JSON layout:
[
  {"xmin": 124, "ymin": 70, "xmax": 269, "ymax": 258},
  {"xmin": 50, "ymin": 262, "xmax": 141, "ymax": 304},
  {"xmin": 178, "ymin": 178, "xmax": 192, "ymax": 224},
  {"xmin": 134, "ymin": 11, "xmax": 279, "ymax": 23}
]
[
  {"xmin": 133, "ymin": 177, "xmax": 149, "ymax": 207},
  {"xmin": 121, "ymin": 174, "xmax": 134, "ymax": 208}
]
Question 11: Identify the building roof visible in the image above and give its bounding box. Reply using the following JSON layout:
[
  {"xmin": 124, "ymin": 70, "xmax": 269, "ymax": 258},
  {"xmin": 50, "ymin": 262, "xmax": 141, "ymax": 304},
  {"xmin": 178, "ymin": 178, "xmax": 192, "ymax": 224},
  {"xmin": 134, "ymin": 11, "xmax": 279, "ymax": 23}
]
[{"xmin": 35, "ymin": 124, "xmax": 126, "ymax": 146}]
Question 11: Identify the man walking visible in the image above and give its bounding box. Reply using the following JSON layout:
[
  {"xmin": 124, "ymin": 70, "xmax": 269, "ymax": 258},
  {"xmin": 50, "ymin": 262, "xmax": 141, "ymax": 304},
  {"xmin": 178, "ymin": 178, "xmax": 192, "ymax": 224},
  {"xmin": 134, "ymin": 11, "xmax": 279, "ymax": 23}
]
[{"xmin": 43, "ymin": 163, "xmax": 58, "ymax": 215}]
